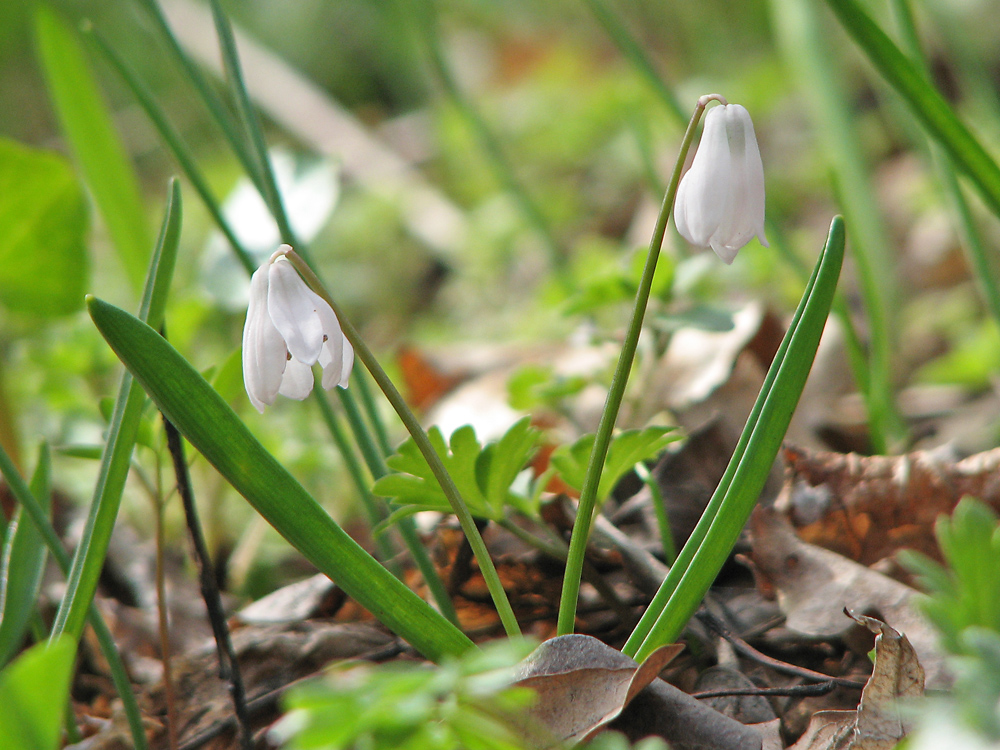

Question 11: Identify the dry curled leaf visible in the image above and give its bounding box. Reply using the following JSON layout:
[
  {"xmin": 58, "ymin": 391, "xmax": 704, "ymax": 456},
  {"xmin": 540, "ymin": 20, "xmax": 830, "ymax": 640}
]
[
  {"xmin": 787, "ymin": 613, "xmax": 925, "ymax": 750},
  {"xmin": 847, "ymin": 611, "xmax": 925, "ymax": 750}
]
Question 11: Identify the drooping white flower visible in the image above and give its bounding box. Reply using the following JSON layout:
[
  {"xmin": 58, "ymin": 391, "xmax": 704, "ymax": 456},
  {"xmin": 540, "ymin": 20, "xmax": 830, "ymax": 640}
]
[
  {"xmin": 674, "ymin": 103, "xmax": 768, "ymax": 264},
  {"xmin": 242, "ymin": 247, "xmax": 354, "ymax": 412}
]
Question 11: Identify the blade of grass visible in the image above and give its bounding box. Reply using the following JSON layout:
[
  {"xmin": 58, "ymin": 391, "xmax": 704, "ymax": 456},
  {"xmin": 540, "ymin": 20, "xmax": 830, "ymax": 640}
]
[
  {"xmin": 51, "ymin": 181, "xmax": 181, "ymax": 643},
  {"xmin": 354, "ymin": 371, "xmax": 393, "ymax": 457},
  {"xmin": 890, "ymin": 0, "xmax": 1000, "ymax": 327},
  {"xmin": 86, "ymin": 297, "xmax": 473, "ymax": 661},
  {"xmin": 85, "ymin": 26, "xmax": 256, "ymax": 275},
  {"xmin": 0, "ymin": 444, "xmax": 148, "ymax": 750},
  {"xmin": 824, "ymin": 0, "xmax": 1000, "ymax": 222},
  {"xmin": 626, "ymin": 216, "xmax": 845, "ymax": 660},
  {"xmin": 0, "ymin": 445, "xmax": 52, "ymax": 667},
  {"xmin": 33, "ymin": 7, "xmax": 150, "ymax": 293},
  {"xmin": 206, "ymin": 0, "xmax": 294, "ymax": 245},
  {"xmin": 132, "ymin": 0, "xmax": 273, "ymax": 206},
  {"xmin": 770, "ymin": 0, "xmax": 905, "ymax": 454},
  {"xmin": 0, "ymin": 637, "xmax": 76, "ymax": 750},
  {"xmin": 311, "ymin": 392, "xmax": 398, "ymax": 568}
]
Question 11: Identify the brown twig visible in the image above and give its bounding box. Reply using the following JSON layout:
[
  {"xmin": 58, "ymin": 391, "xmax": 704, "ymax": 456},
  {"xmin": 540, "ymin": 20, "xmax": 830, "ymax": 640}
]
[
  {"xmin": 697, "ymin": 610, "xmax": 867, "ymax": 690},
  {"xmin": 691, "ymin": 681, "xmax": 839, "ymax": 699},
  {"xmin": 163, "ymin": 416, "xmax": 254, "ymax": 750}
]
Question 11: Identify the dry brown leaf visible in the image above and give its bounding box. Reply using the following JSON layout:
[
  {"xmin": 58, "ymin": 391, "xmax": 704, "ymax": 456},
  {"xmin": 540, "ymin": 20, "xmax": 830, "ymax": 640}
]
[
  {"xmin": 847, "ymin": 612, "xmax": 925, "ymax": 750},
  {"xmin": 786, "ymin": 613, "xmax": 926, "ymax": 750},
  {"xmin": 748, "ymin": 507, "xmax": 949, "ymax": 689},
  {"xmin": 777, "ymin": 444, "xmax": 1000, "ymax": 566},
  {"xmin": 510, "ymin": 635, "xmax": 683, "ymax": 747}
]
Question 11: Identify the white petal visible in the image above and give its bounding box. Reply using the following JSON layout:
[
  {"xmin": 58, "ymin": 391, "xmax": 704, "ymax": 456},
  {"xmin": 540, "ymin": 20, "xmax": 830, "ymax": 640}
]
[
  {"xmin": 278, "ymin": 357, "xmax": 314, "ymax": 400},
  {"xmin": 267, "ymin": 257, "xmax": 326, "ymax": 365},
  {"xmin": 710, "ymin": 105, "xmax": 767, "ymax": 256},
  {"xmin": 674, "ymin": 104, "xmax": 732, "ymax": 249},
  {"xmin": 315, "ymin": 304, "xmax": 354, "ymax": 390},
  {"xmin": 242, "ymin": 264, "xmax": 288, "ymax": 413},
  {"xmin": 338, "ymin": 338, "xmax": 354, "ymax": 388}
]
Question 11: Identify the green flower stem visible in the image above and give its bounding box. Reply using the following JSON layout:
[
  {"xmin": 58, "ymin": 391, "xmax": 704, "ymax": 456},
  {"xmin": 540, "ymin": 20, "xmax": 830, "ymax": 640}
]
[
  {"xmin": 0, "ymin": 445, "xmax": 148, "ymax": 750},
  {"xmin": 891, "ymin": 0, "xmax": 1000, "ymax": 328},
  {"xmin": 555, "ymin": 94, "xmax": 722, "ymax": 636},
  {"xmin": 582, "ymin": 1, "xmax": 874, "ymax": 433},
  {"xmin": 414, "ymin": 0, "xmax": 563, "ymax": 268},
  {"xmin": 287, "ymin": 251, "xmax": 517, "ymax": 636}
]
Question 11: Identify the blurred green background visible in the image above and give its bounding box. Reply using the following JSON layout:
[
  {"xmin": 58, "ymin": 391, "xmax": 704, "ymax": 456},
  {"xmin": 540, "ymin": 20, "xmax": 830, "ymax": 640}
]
[{"xmin": 3, "ymin": 0, "xmax": 1000, "ymax": 594}]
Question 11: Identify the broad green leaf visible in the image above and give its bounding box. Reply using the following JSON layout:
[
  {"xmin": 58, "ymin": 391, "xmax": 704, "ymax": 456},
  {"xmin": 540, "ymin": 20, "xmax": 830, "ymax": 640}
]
[
  {"xmin": 0, "ymin": 637, "xmax": 75, "ymax": 750},
  {"xmin": 374, "ymin": 418, "xmax": 541, "ymax": 521},
  {"xmin": 86, "ymin": 297, "xmax": 473, "ymax": 663},
  {"xmin": 627, "ymin": 217, "xmax": 846, "ymax": 660},
  {"xmin": 550, "ymin": 427, "xmax": 679, "ymax": 504},
  {"xmin": 34, "ymin": 6, "xmax": 150, "ymax": 292},
  {"xmin": 0, "ymin": 445, "xmax": 51, "ymax": 667},
  {"xmin": 0, "ymin": 138, "xmax": 87, "ymax": 317}
]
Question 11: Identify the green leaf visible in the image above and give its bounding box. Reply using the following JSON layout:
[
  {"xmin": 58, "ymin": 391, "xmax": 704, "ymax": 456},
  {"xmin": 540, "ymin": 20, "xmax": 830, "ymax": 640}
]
[
  {"xmin": 824, "ymin": 0, "xmax": 1000, "ymax": 223},
  {"xmin": 374, "ymin": 418, "xmax": 541, "ymax": 522},
  {"xmin": 51, "ymin": 182, "xmax": 180, "ymax": 644},
  {"xmin": 0, "ymin": 138, "xmax": 87, "ymax": 317},
  {"xmin": 0, "ymin": 445, "xmax": 51, "ymax": 667},
  {"xmin": 902, "ymin": 497, "xmax": 1000, "ymax": 655},
  {"xmin": 0, "ymin": 637, "xmax": 76, "ymax": 750},
  {"xmin": 550, "ymin": 427, "xmax": 679, "ymax": 504},
  {"xmin": 86, "ymin": 297, "xmax": 473, "ymax": 663},
  {"xmin": 627, "ymin": 216, "xmax": 846, "ymax": 659},
  {"xmin": 34, "ymin": 6, "xmax": 150, "ymax": 292}
]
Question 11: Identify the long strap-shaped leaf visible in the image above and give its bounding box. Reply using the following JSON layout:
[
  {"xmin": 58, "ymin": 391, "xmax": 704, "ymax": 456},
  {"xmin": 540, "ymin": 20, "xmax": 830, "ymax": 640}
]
[
  {"xmin": 625, "ymin": 216, "xmax": 845, "ymax": 661},
  {"xmin": 87, "ymin": 297, "xmax": 474, "ymax": 663},
  {"xmin": 824, "ymin": 0, "xmax": 1000, "ymax": 221}
]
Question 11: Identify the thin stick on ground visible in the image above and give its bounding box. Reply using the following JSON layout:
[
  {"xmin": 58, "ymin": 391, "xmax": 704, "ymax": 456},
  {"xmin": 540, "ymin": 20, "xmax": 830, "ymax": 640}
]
[{"xmin": 163, "ymin": 415, "xmax": 254, "ymax": 750}]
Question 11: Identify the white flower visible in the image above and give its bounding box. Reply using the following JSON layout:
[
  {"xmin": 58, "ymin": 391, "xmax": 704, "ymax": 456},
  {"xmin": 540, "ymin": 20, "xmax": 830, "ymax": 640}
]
[
  {"xmin": 242, "ymin": 247, "xmax": 354, "ymax": 412},
  {"xmin": 674, "ymin": 103, "xmax": 768, "ymax": 264}
]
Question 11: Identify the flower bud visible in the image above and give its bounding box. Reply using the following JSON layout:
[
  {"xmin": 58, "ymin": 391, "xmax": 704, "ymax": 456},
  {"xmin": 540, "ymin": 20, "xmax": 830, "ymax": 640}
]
[{"xmin": 674, "ymin": 103, "xmax": 768, "ymax": 264}]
